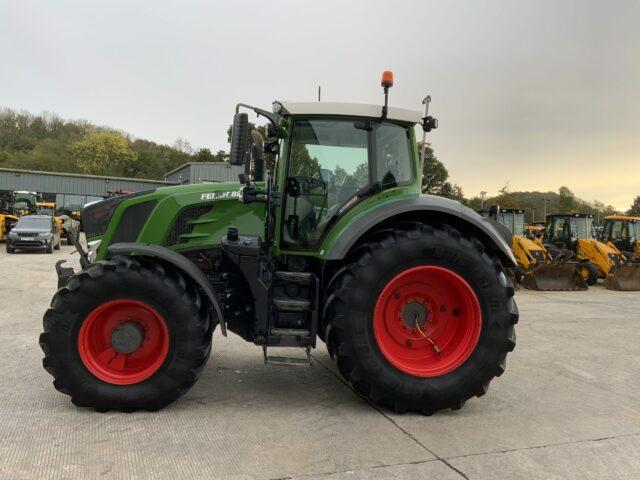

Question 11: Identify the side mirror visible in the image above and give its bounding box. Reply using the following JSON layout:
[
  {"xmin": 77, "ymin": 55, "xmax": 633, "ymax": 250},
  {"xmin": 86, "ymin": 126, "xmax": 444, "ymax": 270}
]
[
  {"xmin": 264, "ymin": 140, "xmax": 279, "ymax": 155},
  {"xmin": 229, "ymin": 113, "xmax": 249, "ymax": 166},
  {"xmin": 489, "ymin": 205, "xmax": 500, "ymax": 217},
  {"xmin": 250, "ymin": 130, "xmax": 264, "ymax": 181},
  {"xmin": 266, "ymin": 122, "xmax": 279, "ymax": 138}
]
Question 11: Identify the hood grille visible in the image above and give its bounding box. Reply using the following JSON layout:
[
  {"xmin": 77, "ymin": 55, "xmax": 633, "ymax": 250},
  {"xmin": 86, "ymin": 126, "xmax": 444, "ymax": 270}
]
[{"xmin": 164, "ymin": 205, "xmax": 213, "ymax": 247}]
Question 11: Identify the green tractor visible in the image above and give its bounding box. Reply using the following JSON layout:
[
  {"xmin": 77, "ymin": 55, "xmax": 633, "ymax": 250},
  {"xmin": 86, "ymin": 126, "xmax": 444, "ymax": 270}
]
[{"xmin": 41, "ymin": 73, "xmax": 518, "ymax": 414}]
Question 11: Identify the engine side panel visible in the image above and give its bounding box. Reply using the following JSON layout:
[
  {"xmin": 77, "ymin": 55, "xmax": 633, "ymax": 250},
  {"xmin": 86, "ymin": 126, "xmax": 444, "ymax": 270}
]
[{"xmin": 94, "ymin": 183, "xmax": 265, "ymax": 261}]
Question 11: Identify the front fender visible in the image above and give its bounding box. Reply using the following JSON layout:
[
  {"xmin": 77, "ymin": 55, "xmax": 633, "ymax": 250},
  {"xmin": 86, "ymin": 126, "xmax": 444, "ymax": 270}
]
[
  {"xmin": 107, "ymin": 242, "xmax": 226, "ymax": 336},
  {"xmin": 322, "ymin": 195, "xmax": 517, "ymax": 267}
]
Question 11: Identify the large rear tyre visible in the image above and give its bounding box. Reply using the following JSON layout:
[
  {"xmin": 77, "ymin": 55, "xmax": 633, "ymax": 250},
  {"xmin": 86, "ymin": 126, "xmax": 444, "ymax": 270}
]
[
  {"xmin": 40, "ymin": 256, "xmax": 213, "ymax": 411},
  {"xmin": 324, "ymin": 223, "xmax": 518, "ymax": 414}
]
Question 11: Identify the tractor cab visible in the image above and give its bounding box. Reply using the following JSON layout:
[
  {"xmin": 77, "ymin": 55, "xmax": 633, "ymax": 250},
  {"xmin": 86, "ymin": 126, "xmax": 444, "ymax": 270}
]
[
  {"xmin": 495, "ymin": 209, "xmax": 526, "ymax": 237},
  {"xmin": 276, "ymin": 105, "xmax": 417, "ymax": 248},
  {"xmin": 544, "ymin": 213, "xmax": 594, "ymax": 250},
  {"xmin": 12, "ymin": 191, "xmax": 41, "ymax": 216},
  {"xmin": 36, "ymin": 202, "xmax": 56, "ymax": 217},
  {"xmin": 601, "ymin": 215, "xmax": 640, "ymax": 256}
]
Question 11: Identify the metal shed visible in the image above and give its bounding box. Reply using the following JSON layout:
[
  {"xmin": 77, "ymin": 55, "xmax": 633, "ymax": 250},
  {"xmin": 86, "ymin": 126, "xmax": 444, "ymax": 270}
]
[
  {"xmin": 164, "ymin": 162, "xmax": 243, "ymax": 184},
  {"xmin": 0, "ymin": 167, "xmax": 174, "ymax": 213}
]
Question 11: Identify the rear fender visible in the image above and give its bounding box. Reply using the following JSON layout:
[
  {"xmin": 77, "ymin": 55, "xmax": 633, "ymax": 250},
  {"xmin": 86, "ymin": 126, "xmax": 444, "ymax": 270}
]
[
  {"xmin": 107, "ymin": 242, "xmax": 226, "ymax": 336},
  {"xmin": 322, "ymin": 195, "xmax": 517, "ymax": 267}
]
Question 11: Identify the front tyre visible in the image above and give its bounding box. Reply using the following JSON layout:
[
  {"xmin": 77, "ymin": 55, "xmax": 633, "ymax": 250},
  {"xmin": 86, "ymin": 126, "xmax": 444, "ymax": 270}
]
[
  {"xmin": 581, "ymin": 262, "xmax": 599, "ymax": 286},
  {"xmin": 40, "ymin": 256, "xmax": 213, "ymax": 411},
  {"xmin": 324, "ymin": 223, "xmax": 518, "ymax": 414}
]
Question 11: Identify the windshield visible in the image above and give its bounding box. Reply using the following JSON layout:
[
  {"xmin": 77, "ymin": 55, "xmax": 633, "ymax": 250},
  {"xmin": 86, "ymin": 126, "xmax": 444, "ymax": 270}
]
[
  {"xmin": 609, "ymin": 220, "xmax": 640, "ymax": 243},
  {"xmin": 548, "ymin": 216, "xmax": 593, "ymax": 241},
  {"xmin": 15, "ymin": 217, "xmax": 50, "ymax": 230},
  {"xmin": 283, "ymin": 118, "xmax": 413, "ymax": 248},
  {"xmin": 37, "ymin": 206, "xmax": 55, "ymax": 216},
  {"xmin": 571, "ymin": 217, "xmax": 593, "ymax": 239},
  {"xmin": 496, "ymin": 212, "xmax": 525, "ymax": 236}
]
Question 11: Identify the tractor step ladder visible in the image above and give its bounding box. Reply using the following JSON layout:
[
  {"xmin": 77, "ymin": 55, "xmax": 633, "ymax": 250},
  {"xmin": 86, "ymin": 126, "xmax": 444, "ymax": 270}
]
[
  {"xmin": 272, "ymin": 299, "xmax": 311, "ymax": 312},
  {"xmin": 263, "ymin": 345, "xmax": 312, "ymax": 367}
]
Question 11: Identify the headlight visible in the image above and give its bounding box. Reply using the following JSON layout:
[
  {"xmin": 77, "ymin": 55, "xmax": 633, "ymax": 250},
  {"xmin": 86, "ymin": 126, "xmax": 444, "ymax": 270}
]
[
  {"xmin": 87, "ymin": 240, "xmax": 102, "ymax": 263},
  {"xmin": 82, "ymin": 189, "xmax": 155, "ymax": 238}
]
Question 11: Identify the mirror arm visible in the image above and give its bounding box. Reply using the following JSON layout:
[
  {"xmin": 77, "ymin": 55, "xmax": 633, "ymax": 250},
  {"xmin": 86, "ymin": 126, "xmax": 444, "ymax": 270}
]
[{"xmin": 235, "ymin": 103, "xmax": 282, "ymax": 129}]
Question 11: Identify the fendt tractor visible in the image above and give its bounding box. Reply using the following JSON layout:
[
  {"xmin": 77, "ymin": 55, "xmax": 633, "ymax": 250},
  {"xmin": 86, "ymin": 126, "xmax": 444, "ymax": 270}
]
[
  {"xmin": 41, "ymin": 73, "xmax": 518, "ymax": 414},
  {"xmin": 544, "ymin": 213, "xmax": 640, "ymax": 291}
]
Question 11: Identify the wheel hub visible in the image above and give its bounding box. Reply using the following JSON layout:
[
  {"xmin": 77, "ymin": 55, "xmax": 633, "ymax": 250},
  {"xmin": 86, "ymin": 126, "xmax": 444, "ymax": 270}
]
[
  {"xmin": 401, "ymin": 299, "xmax": 429, "ymax": 329},
  {"xmin": 111, "ymin": 321, "xmax": 145, "ymax": 354}
]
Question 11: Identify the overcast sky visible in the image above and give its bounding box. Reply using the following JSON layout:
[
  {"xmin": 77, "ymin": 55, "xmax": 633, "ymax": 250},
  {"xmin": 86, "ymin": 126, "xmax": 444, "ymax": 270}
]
[{"xmin": 2, "ymin": 0, "xmax": 638, "ymax": 210}]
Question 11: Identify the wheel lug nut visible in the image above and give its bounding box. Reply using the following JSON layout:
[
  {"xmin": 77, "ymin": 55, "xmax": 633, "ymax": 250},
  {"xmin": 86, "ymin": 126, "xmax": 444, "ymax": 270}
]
[
  {"xmin": 440, "ymin": 305, "xmax": 446, "ymax": 313},
  {"xmin": 406, "ymin": 340, "xmax": 413, "ymax": 347},
  {"xmin": 394, "ymin": 291, "xmax": 401, "ymax": 299}
]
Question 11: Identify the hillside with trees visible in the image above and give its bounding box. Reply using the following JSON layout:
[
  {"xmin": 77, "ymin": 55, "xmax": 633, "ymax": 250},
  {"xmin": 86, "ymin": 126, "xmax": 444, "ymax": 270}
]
[
  {"xmin": 466, "ymin": 185, "xmax": 621, "ymax": 224},
  {"xmin": 0, "ymin": 107, "xmax": 226, "ymax": 180}
]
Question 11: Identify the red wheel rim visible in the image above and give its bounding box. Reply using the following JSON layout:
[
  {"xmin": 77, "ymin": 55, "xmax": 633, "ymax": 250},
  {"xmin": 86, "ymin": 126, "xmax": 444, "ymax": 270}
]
[
  {"xmin": 78, "ymin": 299, "xmax": 169, "ymax": 385},
  {"xmin": 373, "ymin": 266, "xmax": 482, "ymax": 377}
]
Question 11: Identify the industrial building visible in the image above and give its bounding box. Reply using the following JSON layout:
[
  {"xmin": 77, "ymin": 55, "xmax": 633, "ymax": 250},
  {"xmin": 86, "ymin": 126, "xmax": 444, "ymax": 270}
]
[
  {"xmin": 164, "ymin": 162, "xmax": 243, "ymax": 184},
  {"xmin": 1, "ymin": 162, "xmax": 242, "ymax": 215}
]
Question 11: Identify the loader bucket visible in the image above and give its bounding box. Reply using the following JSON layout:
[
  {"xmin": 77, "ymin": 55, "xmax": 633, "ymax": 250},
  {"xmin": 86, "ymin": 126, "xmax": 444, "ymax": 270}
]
[
  {"xmin": 521, "ymin": 263, "xmax": 588, "ymax": 291},
  {"xmin": 604, "ymin": 263, "xmax": 640, "ymax": 291}
]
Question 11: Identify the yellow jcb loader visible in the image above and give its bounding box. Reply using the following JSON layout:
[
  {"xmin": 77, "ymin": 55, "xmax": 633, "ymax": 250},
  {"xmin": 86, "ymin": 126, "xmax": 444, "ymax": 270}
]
[
  {"xmin": 544, "ymin": 213, "xmax": 640, "ymax": 291},
  {"xmin": 493, "ymin": 209, "xmax": 587, "ymax": 291},
  {"xmin": 0, "ymin": 212, "xmax": 19, "ymax": 241},
  {"xmin": 0, "ymin": 194, "xmax": 19, "ymax": 241}
]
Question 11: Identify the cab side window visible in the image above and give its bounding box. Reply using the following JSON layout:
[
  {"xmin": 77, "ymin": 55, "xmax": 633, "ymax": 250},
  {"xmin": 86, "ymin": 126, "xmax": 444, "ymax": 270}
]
[{"xmin": 374, "ymin": 123, "xmax": 412, "ymax": 187}]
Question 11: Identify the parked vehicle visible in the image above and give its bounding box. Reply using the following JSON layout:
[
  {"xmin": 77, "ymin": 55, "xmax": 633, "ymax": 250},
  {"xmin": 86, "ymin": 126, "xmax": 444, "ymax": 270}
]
[
  {"xmin": 544, "ymin": 213, "xmax": 640, "ymax": 290},
  {"xmin": 492, "ymin": 209, "xmax": 587, "ymax": 291},
  {"xmin": 6, "ymin": 215, "xmax": 61, "ymax": 253},
  {"xmin": 41, "ymin": 73, "xmax": 518, "ymax": 414}
]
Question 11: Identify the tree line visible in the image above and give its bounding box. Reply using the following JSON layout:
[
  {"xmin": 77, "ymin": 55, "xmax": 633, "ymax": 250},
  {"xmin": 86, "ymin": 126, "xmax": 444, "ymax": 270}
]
[
  {"xmin": 0, "ymin": 106, "xmax": 636, "ymax": 217},
  {"xmin": 0, "ymin": 107, "xmax": 226, "ymax": 180}
]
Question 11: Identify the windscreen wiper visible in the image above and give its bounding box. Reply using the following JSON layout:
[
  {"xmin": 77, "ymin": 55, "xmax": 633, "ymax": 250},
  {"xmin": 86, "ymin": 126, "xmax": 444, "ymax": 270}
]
[
  {"xmin": 332, "ymin": 181, "xmax": 385, "ymax": 218},
  {"xmin": 357, "ymin": 181, "xmax": 383, "ymax": 198}
]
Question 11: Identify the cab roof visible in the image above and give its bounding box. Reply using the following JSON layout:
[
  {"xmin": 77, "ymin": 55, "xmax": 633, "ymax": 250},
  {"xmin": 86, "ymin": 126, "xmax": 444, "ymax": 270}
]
[
  {"xmin": 605, "ymin": 214, "xmax": 640, "ymax": 222},
  {"xmin": 547, "ymin": 213, "xmax": 593, "ymax": 218},
  {"xmin": 274, "ymin": 101, "xmax": 423, "ymax": 125}
]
